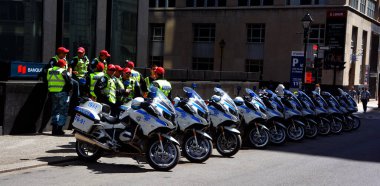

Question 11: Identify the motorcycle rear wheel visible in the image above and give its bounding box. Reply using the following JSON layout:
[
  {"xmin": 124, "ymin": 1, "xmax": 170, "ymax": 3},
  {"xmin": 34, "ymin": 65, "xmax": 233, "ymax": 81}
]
[
  {"xmin": 182, "ymin": 134, "xmax": 213, "ymax": 163},
  {"xmin": 216, "ymin": 132, "xmax": 242, "ymax": 157},
  {"xmin": 75, "ymin": 140, "xmax": 103, "ymax": 162},
  {"xmin": 146, "ymin": 139, "xmax": 180, "ymax": 171}
]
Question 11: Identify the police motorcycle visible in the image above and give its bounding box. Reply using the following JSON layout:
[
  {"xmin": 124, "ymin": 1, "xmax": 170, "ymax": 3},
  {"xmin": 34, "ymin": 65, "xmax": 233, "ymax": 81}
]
[
  {"xmin": 265, "ymin": 89, "xmax": 305, "ymax": 141},
  {"xmin": 172, "ymin": 87, "xmax": 213, "ymax": 163},
  {"xmin": 233, "ymin": 91, "xmax": 270, "ymax": 149},
  {"xmin": 251, "ymin": 89, "xmax": 287, "ymax": 145},
  {"xmin": 335, "ymin": 88, "xmax": 361, "ymax": 131},
  {"xmin": 297, "ymin": 90, "xmax": 331, "ymax": 135},
  {"xmin": 284, "ymin": 90, "xmax": 319, "ymax": 138},
  {"xmin": 72, "ymin": 87, "xmax": 180, "ymax": 171},
  {"xmin": 207, "ymin": 87, "xmax": 242, "ymax": 157},
  {"xmin": 314, "ymin": 91, "xmax": 343, "ymax": 134}
]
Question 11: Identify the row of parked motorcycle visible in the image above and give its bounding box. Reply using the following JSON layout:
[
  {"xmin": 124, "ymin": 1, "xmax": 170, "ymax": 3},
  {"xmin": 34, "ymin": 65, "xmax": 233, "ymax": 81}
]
[{"xmin": 71, "ymin": 86, "xmax": 361, "ymax": 171}]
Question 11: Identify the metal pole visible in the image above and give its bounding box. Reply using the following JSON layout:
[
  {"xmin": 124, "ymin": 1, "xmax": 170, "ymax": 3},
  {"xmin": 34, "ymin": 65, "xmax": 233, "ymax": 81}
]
[
  {"xmin": 220, "ymin": 47, "xmax": 223, "ymax": 81},
  {"xmin": 302, "ymin": 28, "xmax": 308, "ymax": 90}
]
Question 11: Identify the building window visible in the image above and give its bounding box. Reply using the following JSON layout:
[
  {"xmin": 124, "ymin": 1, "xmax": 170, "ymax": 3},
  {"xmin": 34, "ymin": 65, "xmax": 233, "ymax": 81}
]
[
  {"xmin": 0, "ymin": 0, "xmax": 43, "ymax": 62},
  {"xmin": 367, "ymin": 0, "xmax": 375, "ymax": 18},
  {"xmin": 309, "ymin": 24, "xmax": 325, "ymax": 44},
  {"xmin": 286, "ymin": 0, "xmax": 325, "ymax": 5},
  {"xmin": 245, "ymin": 59, "xmax": 263, "ymax": 78},
  {"xmin": 360, "ymin": 0, "xmax": 366, "ymax": 14},
  {"xmin": 149, "ymin": 56, "xmax": 164, "ymax": 67},
  {"xmin": 110, "ymin": 0, "xmax": 138, "ymax": 64},
  {"xmin": 192, "ymin": 58, "xmax": 214, "ymax": 70},
  {"xmin": 149, "ymin": 0, "xmax": 176, "ymax": 8},
  {"xmin": 349, "ymin": 0, "xmax": 359, "ymax": 9},
  {"xmin": 238, "ymin": 0, "xmax": 273, "ymax": 6},
  {"xmin": 150, "ymin": 24, "xmax": 165, "ymax": 41},
  {"xmin": 247, "ymin": 24, "xmax": 265, "ymax": 43},
  {"xmin": 193, "ymin": 24, "xmax": 215, "ymax": 42},
  {"xmin": 186, "ymin": 0, "xmax": 226, "ymax": 7}
]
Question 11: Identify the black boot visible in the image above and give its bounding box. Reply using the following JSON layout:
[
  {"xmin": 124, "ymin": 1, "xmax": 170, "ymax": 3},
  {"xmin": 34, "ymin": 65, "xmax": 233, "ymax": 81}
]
[
  {"xmin": 56, "ymin": 126, "xmax": 65, "ymax": 136},
  {"xmin": 52, "ymin": 125, "xmax": 58, "ymax": 135}
]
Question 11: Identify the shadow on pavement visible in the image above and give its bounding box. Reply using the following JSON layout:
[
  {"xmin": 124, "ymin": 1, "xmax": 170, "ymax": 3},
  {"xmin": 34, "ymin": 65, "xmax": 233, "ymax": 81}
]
[{"xmin": 259, "ymin": 109, "xmax": 380, "ymax": 163}]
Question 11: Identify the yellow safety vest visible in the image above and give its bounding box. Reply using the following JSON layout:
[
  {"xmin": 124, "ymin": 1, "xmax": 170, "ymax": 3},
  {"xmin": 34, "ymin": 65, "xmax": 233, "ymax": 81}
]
[
  {"xmin": 114, "ymin": 77, "xmax": 125, "ymax": 101},
  {"xmin": 154, "ymin": 79, "xmax": 171, "ymax": 97},
  {"xmin": 89, "ymin": 72, "xmax": 104, "ymax": 98},
  {"xmin": 47, "ymin": 66, "xmax": 66, "ymax": 93},
  {"xmin": 73, "ymin": 56, "xmax": 89, "ymax": 78},
  {"xmin": 131, "ymin": 69, "xmax": 141, "ymax": 83},
  {"xmin": 102, "ymin": 74, "xmax": 116, "ymax": 104}
]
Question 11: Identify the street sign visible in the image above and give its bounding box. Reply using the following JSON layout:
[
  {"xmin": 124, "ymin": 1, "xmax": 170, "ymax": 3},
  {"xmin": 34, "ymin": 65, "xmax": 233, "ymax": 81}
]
[
  {"xmin": 290, "ymin": 51, "xmax": 305, "ymax": 89},
  {"xmin": 10, "ymin": 61, "xmax": 45, "ymax": 79}
]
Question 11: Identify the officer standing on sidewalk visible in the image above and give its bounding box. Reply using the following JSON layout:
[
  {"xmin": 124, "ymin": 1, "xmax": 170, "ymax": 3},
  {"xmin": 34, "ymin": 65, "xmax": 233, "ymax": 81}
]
[
  {"xmin": 142, "ymin": 65, "xmax": 157, "ymax": 97},
  {"xmin": 47, "ymin": 59, "xmax": 72, "ymax": 135}
]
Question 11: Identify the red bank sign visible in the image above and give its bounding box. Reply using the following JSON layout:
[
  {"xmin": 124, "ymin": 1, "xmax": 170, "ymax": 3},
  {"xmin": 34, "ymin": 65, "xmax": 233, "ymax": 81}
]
[{"xmin": 10, "ymin": 61, "xmax": 44, "ymax": 79}]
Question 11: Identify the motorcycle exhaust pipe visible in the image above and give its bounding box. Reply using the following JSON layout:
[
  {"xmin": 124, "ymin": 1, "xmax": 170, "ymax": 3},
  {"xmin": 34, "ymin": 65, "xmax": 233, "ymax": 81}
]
[{"xmin": 75, "ymin": 133, "xmax": 111, "ymax": 151}]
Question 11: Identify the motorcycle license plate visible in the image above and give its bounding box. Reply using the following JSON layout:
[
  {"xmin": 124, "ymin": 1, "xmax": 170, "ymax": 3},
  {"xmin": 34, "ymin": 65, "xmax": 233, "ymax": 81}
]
[{"xmin": 72, "ymin": 113, "xmax": 94, "ymax": 133}]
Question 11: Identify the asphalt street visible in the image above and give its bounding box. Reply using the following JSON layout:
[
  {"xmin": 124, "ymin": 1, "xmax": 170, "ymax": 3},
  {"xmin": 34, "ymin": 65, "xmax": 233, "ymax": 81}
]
[{"xmin": 1, "ymin": 111, "xmax": 379, "ymax": 186}]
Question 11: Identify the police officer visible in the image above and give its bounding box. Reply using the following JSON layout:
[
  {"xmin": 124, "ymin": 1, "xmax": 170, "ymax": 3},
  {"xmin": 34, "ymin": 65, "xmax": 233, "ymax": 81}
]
[
  {"xmin": 94, "ymin": 64, "xmax": 118, "ymax": 116},
  {"xmin": 152, "ymin": 67, "xmax": 172, "ymax": 100},
  {"xmin": 70, "ymin": 47, "xmax": 89, "ymax": 80},
  {"xmin": 47, "ymin": 59, "xmax": 72, "ymax": 135},
  {"xmin": 142, "ymin": 65, "xmax": 157, "ymax": 97},
  {"xmin": 86, "ymin": 62, "xmax": 105, "ymax": 100},
  {"xmin": 121, "ymin": 67, "xmax": 142, "ymax": 102},
  {"xmin": 89, "ymin": 50, "xmax": 111, "ymax": 73},
  {"xmin": 47, "ymin": 47, "xmax": 70, "ymax": 70},
  {"xmin": 114, "ymin": 65, "xmax": 125, "ymax": 113}
]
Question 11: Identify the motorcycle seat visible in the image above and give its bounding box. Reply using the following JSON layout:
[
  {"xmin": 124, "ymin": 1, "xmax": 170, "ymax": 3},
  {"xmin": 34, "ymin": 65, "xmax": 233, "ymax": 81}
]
[{"xmin": 101, "ymin": 113, "xmax": 120, "ymax": 124}]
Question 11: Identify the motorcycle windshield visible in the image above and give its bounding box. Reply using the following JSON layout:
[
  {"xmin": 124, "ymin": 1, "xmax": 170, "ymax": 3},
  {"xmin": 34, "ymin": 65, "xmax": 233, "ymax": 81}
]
[
  {"xmin": 338, "ymin": 88, "xmax": 357, "ymax": 108},
  {"xmin": 297, "ymin": 91, "xmax": 316, "ymax": 109},
  {"xmin": 183, "ymin": 87, "xmax": 208, "ymax": 113},
  {"xmin": 312, "ymin": 91, "xmax": 329, "ymax": 109},
  {"xmin": 265, "ymin": 89, "xmax": 284, "ymax": 111},
  {"xmin": 321, "ymin": 91, "xmax": 341, "ymax": 109},
  {"xmin": 151, "ymin": 87, "xmax": 176, "ymax": 114},
  {"xmin": 246, "ymin": 88, "xmax": 267, "ymax": 110},
  {"xmin": 214, "ymin": 87, "xmax": 238, "ymax": 112},
  {"xmin": 284, "ymin": 90, "xmax": 303, "ymax": 111}
]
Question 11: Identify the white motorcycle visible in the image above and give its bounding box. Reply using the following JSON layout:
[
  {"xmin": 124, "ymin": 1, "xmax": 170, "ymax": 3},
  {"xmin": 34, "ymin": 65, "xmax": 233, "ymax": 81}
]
[
  {"xmin": 72, "ymin": 88, "xmax": 180, "ymax": 171},
  {"xmin": 173, "ymin": 87, "xmax": 213, "ymax": 163},
  {"xmin": 207, "ymin": 87, "xmax": 242, "ymax": 157},
  {"xmin": 234, "ymin": 93, "xmax": 270, "ymax": 149}
]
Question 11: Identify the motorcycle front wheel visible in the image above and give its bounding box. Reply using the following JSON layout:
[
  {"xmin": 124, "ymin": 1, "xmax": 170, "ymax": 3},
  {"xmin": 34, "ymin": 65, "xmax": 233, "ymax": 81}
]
[
  {"xmin": 216, "ymin": 131, "xmax": 242, "ymax": 157},
  {"xmin": 268, "ymin": 125, "xmax": 286, "ymax": 145},
  {"xmin": 351, "ymin": 116, "xmax": 361, "ymax": 130},
  {"xmin": 317, "ymin": 119, "xmax": 330, "ymax": 135},
  {"xmin": 343, "ymin": 118, "xmax": 354, "ymax": 132},
  {"xmin": 146, "ymin": 139, "xmax": 180, "ymax": 171},
  {"xmin": 304, "ymin": 122, "xmax": 318, "ymax": 138},
  {"xmin": 247, "ymin": 127, "xmax": 269, "ymax": 148},
  {"xmin": 75, "ymin": 140, "xmax": 103, "ymax": 162},
  {"xmin": 287, "ymin": 124, "xmax": 304, "ymax": 141},
  {"xmin": 182, "ymin": 134, "xmax": 213, "ymax": 163},
  {"xmin": 330, "ymin": 119, "xmax": 343, "ymax": 134}
]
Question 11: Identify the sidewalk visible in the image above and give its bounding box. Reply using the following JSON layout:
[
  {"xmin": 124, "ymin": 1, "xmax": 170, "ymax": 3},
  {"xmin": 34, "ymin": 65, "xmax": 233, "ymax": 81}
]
[
  {"xmin": 0, "ymin": 131, "xmax": 77, "ymax": 173},
  {"xmin": 0, "ymin": 100, "xmax": 379, "ymax": 174}
]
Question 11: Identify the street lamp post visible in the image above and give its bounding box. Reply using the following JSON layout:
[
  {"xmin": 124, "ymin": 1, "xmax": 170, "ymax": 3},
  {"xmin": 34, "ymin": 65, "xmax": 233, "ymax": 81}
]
[
  {"xmin": 219, "ymin": 39, "xmax": 226, "ymax": 81},
  {"xmin": 301, "ymin": 13, "xmax": 313, "ymax": 89}
]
